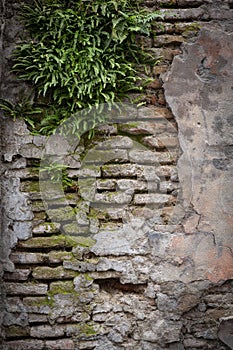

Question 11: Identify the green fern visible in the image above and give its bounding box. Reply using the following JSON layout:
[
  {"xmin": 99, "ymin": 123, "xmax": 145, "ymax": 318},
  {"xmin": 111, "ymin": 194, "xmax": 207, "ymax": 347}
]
[{"xmin": 10, "ymin": 0, "xmax": 163, "ymax": 135}]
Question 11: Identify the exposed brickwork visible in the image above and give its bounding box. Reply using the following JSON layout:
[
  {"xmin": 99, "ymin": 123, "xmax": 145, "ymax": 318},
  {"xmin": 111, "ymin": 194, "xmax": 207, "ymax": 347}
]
[{"xmin": 1, "ymin": 0, "xmax": 233, "ymax": 349}]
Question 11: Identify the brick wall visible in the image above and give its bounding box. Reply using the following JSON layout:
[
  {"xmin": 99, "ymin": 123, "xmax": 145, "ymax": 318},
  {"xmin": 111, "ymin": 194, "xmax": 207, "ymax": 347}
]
[{"xmin": 1, "ymin": 0, "xmax": 233, "ymax": 349}]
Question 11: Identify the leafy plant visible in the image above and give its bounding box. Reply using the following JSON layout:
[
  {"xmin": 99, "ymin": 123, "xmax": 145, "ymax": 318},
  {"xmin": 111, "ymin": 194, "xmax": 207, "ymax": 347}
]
[
  {"xmin": 0, "ymin": 97, "xmax": 42, "ymax": 128},
  {"xmin": 40, "ymin": 161, "xmax": 74, "ymax": 188},
  {"xmin": 7, "ymin": 0, "xmax": 163, "ymax": 135}
]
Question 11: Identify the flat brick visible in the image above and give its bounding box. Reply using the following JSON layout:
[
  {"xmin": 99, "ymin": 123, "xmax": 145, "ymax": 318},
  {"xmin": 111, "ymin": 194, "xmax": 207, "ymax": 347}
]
[
  {"xmin": 94, "ymin": 192, "xmax": 132, "ymax": 205},
  {"xmin": 4, "ymin": 325, "xmax": 30, "ymax": 338},
  {"xmin": 2, "ymin": 339, "xmax": 44, "ymax": 350},
  {"xmin": 83, "ymin": 149, "xmax": 128, "ymax": 164},
  {"xmin": 160, "ymin": 8, "xmax": 208, "ymax": 20},
  {"xmin": 45, "ymin": 339, "xmax": 75, "ymax": 350},
  {"xmin": 18, "ymin": 236, "xmax": 68, "ymax": 249},
  {"xmin": 5, "ymin": 283, "xmax": 48, "ymax": 296},
  {"xmin": 32, "ymin": 266, "xmax": 77, "ymax": 280},
  {"xmin": 10, "ymin": 252, "xmax": 47, "ymax": 264},
  {"xmin": 33, "ymin": 222, "xmax": 61, "ymax": 235},
  {"xmin": 30, "ymin": 324, "xmax": 65, "ymax": 338},
  {"xmin": 129, "ymin": 149, "xmax": 176, "ymax": 165},
  {"xmin": 95, "ymin": 136, "xmax": 133, "ymax": 149},
  {"xmin": 134, "ymin": 193, "xmax": 173, "ymax": 205},
  {"xmin": 4, "ymin": 269, "xmax": 30, "ymax": 281}
]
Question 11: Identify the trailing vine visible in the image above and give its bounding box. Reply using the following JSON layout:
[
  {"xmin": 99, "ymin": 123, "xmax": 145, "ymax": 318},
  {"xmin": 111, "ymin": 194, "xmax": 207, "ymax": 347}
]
[{"xmin": 1, "ymin": 0, "xmax": 163, "ymax": 135}]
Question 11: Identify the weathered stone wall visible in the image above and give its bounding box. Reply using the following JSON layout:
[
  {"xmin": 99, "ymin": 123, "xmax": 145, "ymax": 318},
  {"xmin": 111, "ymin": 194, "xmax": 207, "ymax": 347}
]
[{"xmin": 1, "ymin": 0, "xmax": 233, "ymax": 349}]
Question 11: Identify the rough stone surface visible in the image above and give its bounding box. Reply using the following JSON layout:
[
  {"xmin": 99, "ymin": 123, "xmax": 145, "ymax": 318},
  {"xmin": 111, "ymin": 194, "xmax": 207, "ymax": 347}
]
[{"xmin": 1, "ymin": 1, "xmax": 233, "ymax": 349}]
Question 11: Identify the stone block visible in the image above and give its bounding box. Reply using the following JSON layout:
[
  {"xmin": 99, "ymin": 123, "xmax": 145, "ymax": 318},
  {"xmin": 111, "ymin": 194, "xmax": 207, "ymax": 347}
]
[
  {"xmin": 32, "ymin": 266, "xmax": 77, "ymax": 280},
  {"xmin": 32, "ymin": 222, "xmax": 61, "ymax": 234},
  {"xmin": 129, "ymin": 149, "xmax": 175, "ymax": 165},
  {"xmin": 2, "ymin": 339, "xmax": 44, "ymax": 350},
  {"xmin": 96, "ymin": 179, "xmax": 116, "ymax": 190},
  {"xmin": 28, "ymin": 314, "xmax": 48, "ymax": 323},
  {"xmin": 48, "ymin": 251, "xmax": 73, "ymax": 263},
  {"xmin": 4, "ymin": 325, "xmax": 30, "ymax": 338},
  {"xmin": 119, "ymin": 120, "xmax": 174, "ymax": 136},
  {"xmin": 18, "ymin": 236, "xmax": 67, "ymax": 249},
  {"xmin": 4, "ymin": 269, "xmax": 30, "ymax": 281},
  {"xmin": 5, "ymin": 283, "xmax": 48, "ymax": 296},
  {"xmin": 134, "ymin": 193, "xmax": 173, "ymax": 205},
  {"xmin": 142, "ymin": 135, "xmax": 179, "ymax": 149},
  {"xmin": 10, "ymin": 252, "xmax": 47, "ymax": 264},
  {"xmin": 46, "ymin": 207, "xmax": 76, "ymax": 222},
  {"xmin": 18, "ymin": 143, "xmax": 43, "ymax": 159},
  {"xmin": 95, "ymin": 136, "xmax": 133, "ymax": 149},
  {"xmin": 45, "ymin": 339, "xmax": 75, "ymax": 350},
  {"xmin": 83, "ymin": 149, "xmax": 128, "ymax": 165},
  {"xmin": 101, "ymin": 163, "xmax": 143, "ymax": 178},
  {"xmin": 94, "ymin": 192, "xmax": 132, "ymax": 205},
  {"xmin": 30, "ymin": 324, "xmax": 65, "ymax": 338}
]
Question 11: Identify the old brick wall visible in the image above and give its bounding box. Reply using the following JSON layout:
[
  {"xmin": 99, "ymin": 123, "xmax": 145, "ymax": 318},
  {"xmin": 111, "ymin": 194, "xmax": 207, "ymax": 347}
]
[{"xmin": 0, "ymin": 0, "xmax": 233, "ymax": 349}]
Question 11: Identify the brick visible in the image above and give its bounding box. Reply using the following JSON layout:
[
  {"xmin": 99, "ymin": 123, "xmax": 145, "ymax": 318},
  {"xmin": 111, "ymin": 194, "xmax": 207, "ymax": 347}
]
[
  {"xmin": 10, "ymin": 252, "xmax": 47, "ymax": 264},
  {"xmin": 159, "ymin": 181, "xmax": 179, "ymax": 193},
  {"xmin": 68, "ymin": 166, "xmax": 101, "ymax": 178},
  {"xmin": 119, "ymin": 120, "xmax": 175, "ymax": 136},
  {"xmin": 46, "ymin": 207, "xmax": 76, "ymax": 222},
  {"xmin": 4, "ymin": 325, "xmax": 30, "ymax": 338},
  {"xmin": 28, "ymin": 314, "xmax": 48, "ymax": 323},
  {"xmin": 4, "ymin": 269, "xmax": 30, "ymax": 281},
  {"xmin": 102, "ymin": 163, "xmax": 143, "ymax": 178},
  {"xmin": 116, "ymin": 179, "xmax": 148, "ymax": 192},
  {"xmin": 2, "ymin": 339, "xmax": 44, "ymax": 350},
  {"xmin": 48, "ymin": 251, "xmax": 73, "ymax": 263},
  {"xmin": 83, "ymin": 149, "xmax": 128, "ymax": 164},
  {"xmin": 19, "ymin": 143, "xmax": 43, "ymax": 158},
  {"xmin": 142, "ymin": 135, "xmax": 179, "ymax": 149},
  {"xmin": 5, "ymin": 283, "xmax": 48, "ymax": 296},
  {"xmin": 18, "ymin": 236, "xmax": 69, "ymax": 249},
  {"xmin": 96, "ymin": 179, "xmax": 116, "ymax": 190},
  {"xmin": 134, "ymin": 193, "xmax": 173, "ymax": 205},
  {"xmin": 23, "ymin": 297, "xmax": 51, "ymax": 314},
  {"xmin": 33, "ymin": 222, "xmax": 61, "ymax": 235},
  {"xmin": 30, "ymin": 324, "xmax": 65, "ymax": 338},
  {"xmin": 160, "ymin": 8, "xmax": 208, "ymax": 20},
  {"xmin": 32, "ymin": 266, "xmax": 77, "ymax": 280},
  {"xmin": 45, "ymin": 339, "xmax": 75, "ymax": 350},
  {"xmin": 95, "ymin": 136, "xmax": 133, "ymax": 149},
  {"xmin": 153, "ymin": 34, "xmax": 184, "ymax": 47},
  {"xmin": 94, "ymin": 192, "xmax": 132, "ymax": 205},
  {"xmin": 129, "ymin": 149, "xmax": 176, "ymax": 165}
]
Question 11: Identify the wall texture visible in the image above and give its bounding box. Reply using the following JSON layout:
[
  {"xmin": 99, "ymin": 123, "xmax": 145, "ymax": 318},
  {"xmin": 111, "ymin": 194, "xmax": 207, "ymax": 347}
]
[{"xmin": 1, "ymin": 0, "xmax": 233, "ymax": 349}]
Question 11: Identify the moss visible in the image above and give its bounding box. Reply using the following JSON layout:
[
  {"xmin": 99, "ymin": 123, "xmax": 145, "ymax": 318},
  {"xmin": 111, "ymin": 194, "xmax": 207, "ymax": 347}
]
[
  {"xmin": 84, "ymin": 273, "xmax": 94, "ymax": 282},
  {"xmin": 183, "ymin": 23, "xmax": 201, "ymax": 37},
  {"xmin": 79, "ymin": 323, "xmax": 98, "ymax": 336},
  {"xmin": 49, "ymin": 281, "xmax": 76, "ymax": 295}
]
